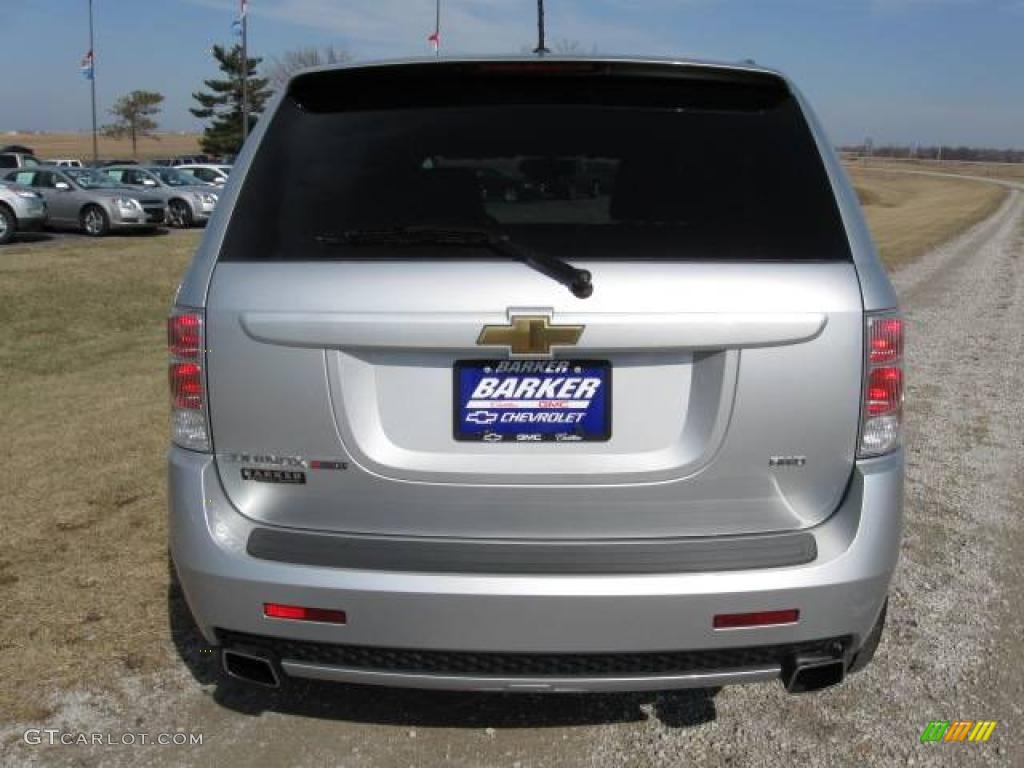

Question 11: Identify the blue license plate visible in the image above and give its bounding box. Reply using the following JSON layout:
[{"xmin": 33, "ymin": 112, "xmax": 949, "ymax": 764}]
[{"xmin": 454, "ymin": 360, "xmax": 611, "ymax": 443}]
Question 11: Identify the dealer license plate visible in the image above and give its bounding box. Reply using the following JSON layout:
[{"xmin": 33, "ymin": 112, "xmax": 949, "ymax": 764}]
[{"xmin": 453, "ymin": 360, "xmax": 611, "ymax": 443}]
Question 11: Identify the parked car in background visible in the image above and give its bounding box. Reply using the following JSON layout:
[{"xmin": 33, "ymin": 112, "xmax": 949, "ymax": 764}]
[
  {"xmin": 168, "ymin": 154, "xmax": 212, "ymax": 166},
  {"xmin": 47, "ymin": 158, "xmax": 84, "ymax": 168},
  {"xmin": 473, "ymin": 167, "xmax": 541, "ymax": 202},
  {"xmin": 0, "ymin": 152, "xmax": 42, "ymax": 169},
  {"xmin": 3, "ymin": 166, "xmax": 165, "ymax": 236},
  {"xmin": 101, "ymin": 165, "xmax": 218, "ymax": 228},
  {"xmin": 177, "ymin": 164, "xmax": 232, "ymax": 186},
  {"xmin": 0, "ymin": 180, "xmax": 47, "ymax": 244}
]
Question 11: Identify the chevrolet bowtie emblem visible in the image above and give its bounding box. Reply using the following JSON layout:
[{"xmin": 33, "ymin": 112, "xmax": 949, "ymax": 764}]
[{"xmin": 477, "ymin": 316, "xmax": 584, "ymax": 356}]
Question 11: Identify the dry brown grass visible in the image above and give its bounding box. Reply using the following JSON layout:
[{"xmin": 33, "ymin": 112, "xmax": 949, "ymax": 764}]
[
  {"xmin": 0, "ymin": 169, "xmax": 1009, "ymax": 722},
  {"xmin": 0, "ymin": 231, "xmax": 200, "ymax": 722},
  {"xmin": 848, "ymin": 167, "xmax": 1008, "ymax": 270},
  {"xmin": 846, "ymin": 156, "xmax": 1024, "ymax": 184},
  {"xmin": 4, "ymin": 132, "xmax": 201, "ymax": 162}
]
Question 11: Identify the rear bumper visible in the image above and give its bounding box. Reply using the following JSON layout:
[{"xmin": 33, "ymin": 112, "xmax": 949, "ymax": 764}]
[{"xmin": 169, "ymin": 447, "xmax": 902, "ymax": 691}]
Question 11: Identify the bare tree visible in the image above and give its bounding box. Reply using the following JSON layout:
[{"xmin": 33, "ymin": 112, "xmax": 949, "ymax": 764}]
[
  {"xmin": 267, "ymin": 46, "xmax": 351, "ymax": 90},
  {"xmin": 103, "ymin": 90, "xmax": 164, "ymax": 158}
]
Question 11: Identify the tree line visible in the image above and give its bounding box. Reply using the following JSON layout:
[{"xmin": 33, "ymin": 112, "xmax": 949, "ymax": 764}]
[
  {"xmin": 842, "ymin": 144, "xmax": 1024, "ymax": 164},
  {"xmin": 99, "ymin": 46, "xmax": 347, "ymax": 159}
]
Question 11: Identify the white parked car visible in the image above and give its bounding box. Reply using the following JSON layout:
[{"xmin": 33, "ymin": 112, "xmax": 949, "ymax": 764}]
[
  {"xmin": 48, "ymin": 158, "xmax": 84, "ymax": 168},
  {"xmin": 176, "ymin": 164, "xmax": 232, "ymax": 186}
]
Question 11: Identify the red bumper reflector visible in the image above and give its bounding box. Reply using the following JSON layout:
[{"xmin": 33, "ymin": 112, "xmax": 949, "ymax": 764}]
[
  {"xmin": 263, "ymin": 603, "xmax": 347, "ymax": 624},
  {"xmin": 713, "ymin": 609, "xmax": 799, "ymax": 629}
]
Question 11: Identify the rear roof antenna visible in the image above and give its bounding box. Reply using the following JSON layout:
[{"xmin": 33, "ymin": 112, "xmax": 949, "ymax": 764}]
[{"xmin": 534, "ymin": 0, "xmax": 550, "ymax": 55}]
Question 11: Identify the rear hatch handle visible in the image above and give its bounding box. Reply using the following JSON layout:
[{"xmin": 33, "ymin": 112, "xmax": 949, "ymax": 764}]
[{"xmin": 240, "ymin": 311, "xmax": 828, "ymax": 351}]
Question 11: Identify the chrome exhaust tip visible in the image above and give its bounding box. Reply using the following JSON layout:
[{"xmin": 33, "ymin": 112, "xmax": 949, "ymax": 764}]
[
  {"xmin": 782, "ymin": 655, "xmax": 846, "ymax": 694},
  {"xmin": 222, "ymin": 648, "xmax": 281, "ymax": 688}
]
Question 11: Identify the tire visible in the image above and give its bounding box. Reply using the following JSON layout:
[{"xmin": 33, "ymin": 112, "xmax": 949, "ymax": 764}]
[
  {"xmin": 848, "ymin": 599, "xmax": 887, "ymax": 674},
  {"xmin": 81, "ymin": 205, "xmax": 109, "ymax": 237},
  {"xmin": 168, "ymin": 199, "xmax": 193, "ymax": 229},
  {"xmin": 0, "ymin": 205, "xmax": 15, "ymax": 245}
]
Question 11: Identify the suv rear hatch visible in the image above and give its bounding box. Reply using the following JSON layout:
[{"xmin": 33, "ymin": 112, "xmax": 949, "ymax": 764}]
[{"xmin": 203, "ymin": 61, "xmax": 863, "ymax": 539}]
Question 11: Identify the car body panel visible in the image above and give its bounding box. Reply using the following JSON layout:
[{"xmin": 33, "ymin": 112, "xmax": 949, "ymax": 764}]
[
  {"xmin": 169, "ymin": 56, "xmax": 902, "ymax": 692},
  {"xmin": 170, "ymin": 444, "xmax": 899, "ymax": 688},
  {"xmin": 0, "ymin": 181, "xmax": 48, "ymax": 230},
  {"xmin": 205, "ymin": 259, "xmax": 863, "ymax": 538}
]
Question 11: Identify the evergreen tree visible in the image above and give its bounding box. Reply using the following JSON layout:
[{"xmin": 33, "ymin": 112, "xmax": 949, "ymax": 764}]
[{"xmin": 190, "ymin": 44, "xmax": 270, "ymax": 156}]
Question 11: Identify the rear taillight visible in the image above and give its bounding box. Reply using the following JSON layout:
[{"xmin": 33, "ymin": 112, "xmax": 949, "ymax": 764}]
[
  {"xmin": 858, "ymin": 312, "xmax": 904, "ymax": 457},
  {"xmin": 168, "ymin": 306, "xmax": 211, "ymax": 451}
]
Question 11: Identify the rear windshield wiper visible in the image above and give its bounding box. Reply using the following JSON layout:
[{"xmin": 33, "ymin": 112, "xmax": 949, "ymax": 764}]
[{"xmin": 315, "ymin": 227, "xmax": 594, "ymax": 299}]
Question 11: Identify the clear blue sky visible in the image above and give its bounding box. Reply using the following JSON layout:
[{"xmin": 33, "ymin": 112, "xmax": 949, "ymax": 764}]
[{"xmin": 2, "ymin": 0, "xmax": 1022, "ymax": 147}]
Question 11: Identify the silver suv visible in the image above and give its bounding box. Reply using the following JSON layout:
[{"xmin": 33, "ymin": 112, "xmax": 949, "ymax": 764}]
[{"xmin": 169, "ymin": 57, "xmax": 903, "ymax": 695}]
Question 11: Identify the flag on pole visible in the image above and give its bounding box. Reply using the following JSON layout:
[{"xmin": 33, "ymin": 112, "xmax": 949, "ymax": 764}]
[
  {"xmin": 80, "ymin": 50, "xmax": 94, "ymax": 80},
  {"xmin": 428, "ymin": 0, "xmax": 440, "ymax": 53},
  {"xmin": 232, "ymin": 19, "xmax": 242, "ymax": 36}
]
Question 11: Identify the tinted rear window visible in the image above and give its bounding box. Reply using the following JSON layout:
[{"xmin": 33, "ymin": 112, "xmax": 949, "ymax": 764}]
[{"xmin": 222, "ymin": 62, "xmax": 850, "ymax": 262}]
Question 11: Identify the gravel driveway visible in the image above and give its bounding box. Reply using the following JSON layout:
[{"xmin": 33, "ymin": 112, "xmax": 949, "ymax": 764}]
[{"xmin": 6, "ymin": 184, "xmax": 1023, "ymax": 768}]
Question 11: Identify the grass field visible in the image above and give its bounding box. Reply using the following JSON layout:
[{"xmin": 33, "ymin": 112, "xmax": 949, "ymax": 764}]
[
  {"xmin": 848, "ymin": 166, "xmax": 1008, "ymax": 269},
  {"xmin": 0, "ymin": 171, "xmax": 1010, "ymax": 723},
  {"xmin": 4, "ymin": 131, "xmax": 201, "ymax": 162},
  {"xmin": 845, "ymin": 155, "xmax": 1024, "ymax": 184}
]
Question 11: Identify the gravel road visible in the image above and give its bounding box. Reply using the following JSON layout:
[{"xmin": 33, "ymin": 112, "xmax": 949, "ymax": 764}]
[{"xmin": 5, "ymin": 184, "xmax": 1023, "ymax": 768}]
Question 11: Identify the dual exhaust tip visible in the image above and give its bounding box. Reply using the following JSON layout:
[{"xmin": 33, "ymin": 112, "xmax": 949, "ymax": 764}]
[
  {"xmin": 222, "ymin": 647, "xmax": 281, "ymax": 688},
  {"xmin": 782, "ymin": 653, "xmax": 847, "ymax": 694},
  {"xmin": 221, "ymin": 645, "xmax": 847, "ymax": 694}
]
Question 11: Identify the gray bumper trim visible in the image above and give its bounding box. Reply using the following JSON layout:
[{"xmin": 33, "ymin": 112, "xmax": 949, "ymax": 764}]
[
  {"xmin": 245, "ymin": 527, "xmax": 817, "ymax": 574},
  {"xmin": 281, "ymin": 661, "xmax": 780, "ymax": 692}
]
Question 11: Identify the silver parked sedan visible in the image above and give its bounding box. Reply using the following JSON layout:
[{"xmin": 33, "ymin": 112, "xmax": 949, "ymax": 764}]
[
  {"xmin": 102, "ymin": 166, "xmax": 218, "ymax": 228},
  {"xmin": 3, "ymin": 167, "xmax": 165, "ymax": 236},
  {"xmin": 169, "ymin": 56, "xmax": 903, "ymax": 696},
  {"xmin": 176, "ymin": 164, "xmax": 232, "ymax": 186},
  {"xmin": 0, "ymin": 180, "xmax": 47, "ymax": 244}
]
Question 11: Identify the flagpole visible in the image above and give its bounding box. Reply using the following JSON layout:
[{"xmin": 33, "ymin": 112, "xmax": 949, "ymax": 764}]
[
  {"xmin": 88, "ymin": 0, "xmax": 98, "ymax": 163},
  {"xmin": 241, "ymin": 1, "xmax": 249, "ymax": 143},
  {"xmin": 435, "ymin": 0, "xmax": 441, "ymax": 57}
]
